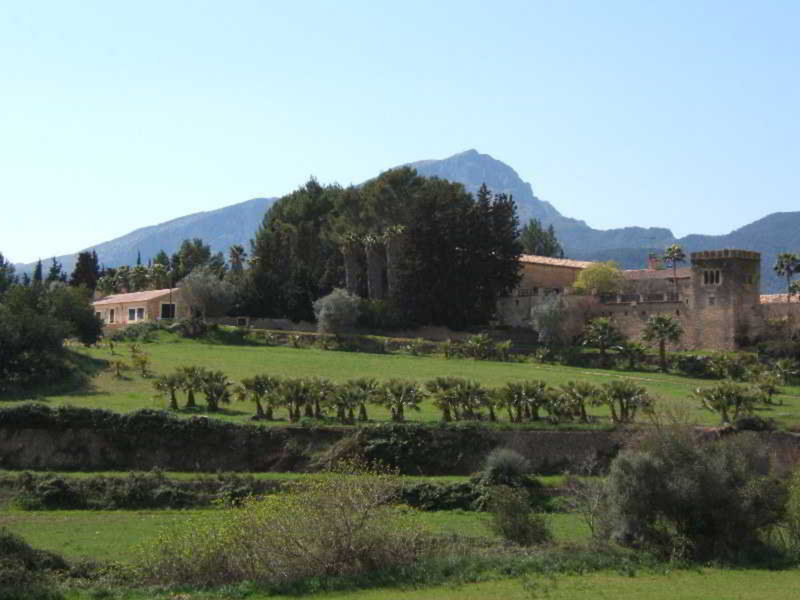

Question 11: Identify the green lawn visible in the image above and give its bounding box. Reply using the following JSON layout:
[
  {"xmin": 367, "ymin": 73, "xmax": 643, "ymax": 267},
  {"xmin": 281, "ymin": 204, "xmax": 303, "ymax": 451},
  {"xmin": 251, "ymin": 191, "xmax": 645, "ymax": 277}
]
[
  {"xmin": 5, "ymin": 503, "xmax": 796, "ymax": 600},
  {"xmin": 259, "ymin": 570, "xmax": 800, "ymax": 600},
  {"xmin": 0, "ymin": 506, "xmax": 580, "ymax": 562},
  {"xmin": 9, "ymin": 332, "xmax": 800, "ymax": 428}
]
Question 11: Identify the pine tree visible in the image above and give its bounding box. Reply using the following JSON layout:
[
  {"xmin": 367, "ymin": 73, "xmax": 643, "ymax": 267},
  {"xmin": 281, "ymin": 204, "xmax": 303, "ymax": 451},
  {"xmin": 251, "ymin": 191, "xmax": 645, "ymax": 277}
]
[{"xmin": 69, "ymin": 251, "xmax": 101, "ymax": 289}]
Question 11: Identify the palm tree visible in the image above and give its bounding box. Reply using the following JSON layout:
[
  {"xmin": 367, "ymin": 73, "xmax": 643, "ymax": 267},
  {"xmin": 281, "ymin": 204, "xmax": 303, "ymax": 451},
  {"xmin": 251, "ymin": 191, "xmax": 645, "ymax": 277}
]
[
  {"xmin": 582, "ymin": 318, "xmax": 624, "ymax": 367},
  {"xmin": 200, "ymin": 370, "xmax": 231, "ymax": 412},
  {"xmin": 663, "ymin": 244, "xmax": 686, "ymax": 299},
  {"xmin": 153, "ymin": 373, "xmax": 181, "ymax": 410},
  {"xmin": 596, "ymin": 380, "xmax": 652, "ymax": 424},
  {"xmin": 774, "ymin": 253, "xmax": 800, "ymax": 300},
  {"xmin": 642, "ymin": 315, "xmax": 683, "ymax": 372},
  {"xmin": 176, "ymin": 365, "xmax": 205, "ymax": 409},
  {"xmin": 425, "ymin": 377, "xmax": 463, "ymax": 421},
  {"xmin": 379, "ymin": 379, "xmax": 424, "ymax": 422},
  {"xmin": 557, "ymin": 381, "xmax": 599, "ymax": 423},
  {"xmin": 238, "ymin": 375, "xmax": 280, "ymax": 419}
]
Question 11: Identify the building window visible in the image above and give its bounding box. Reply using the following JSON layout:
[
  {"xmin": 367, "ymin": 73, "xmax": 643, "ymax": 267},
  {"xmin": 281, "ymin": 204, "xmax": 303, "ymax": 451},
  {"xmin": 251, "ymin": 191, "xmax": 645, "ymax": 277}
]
[
  {"xmin": 161, "ymin": 303, "xmax": 176, "ymax": 319},
  {"xmin": 137, "ymin": 308, "xmax": 145, "ymax": 320},
  {"xmin": 703, "ymin": 270, "xmax": 721, "ymax": 285},
  {"xmin": 676, "ymin": 309, "xmax": 680, "ymax": 316},
  {"xmin": 109, "ymin": 309, "xmax": 115, "ymax": 324},
  {"xmin": 128, "ymin": 308, "xmax": 136, "ymax": 321},
  {"xmin": 708, "ymin": 296, "xmax": 716, "ymax": 306}
]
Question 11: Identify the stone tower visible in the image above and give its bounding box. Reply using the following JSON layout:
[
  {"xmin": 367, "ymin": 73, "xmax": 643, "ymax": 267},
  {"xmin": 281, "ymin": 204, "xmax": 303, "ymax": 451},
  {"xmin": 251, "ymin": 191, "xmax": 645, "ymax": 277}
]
[{"xmin": 689, "ymin": 250, "xmax": 761, "ymax": 349}]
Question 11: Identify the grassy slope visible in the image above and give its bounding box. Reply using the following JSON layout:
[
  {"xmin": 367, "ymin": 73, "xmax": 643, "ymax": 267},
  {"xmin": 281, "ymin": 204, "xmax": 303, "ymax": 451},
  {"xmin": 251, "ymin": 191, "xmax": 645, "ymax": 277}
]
[{"xmin": 9, "ymin": 332, "xmax": 800, "ymax": 427}]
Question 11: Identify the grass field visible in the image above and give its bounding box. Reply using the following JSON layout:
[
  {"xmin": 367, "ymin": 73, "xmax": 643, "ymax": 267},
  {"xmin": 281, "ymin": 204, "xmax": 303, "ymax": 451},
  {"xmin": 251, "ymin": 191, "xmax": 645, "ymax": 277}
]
[
  {"xmin": 8, "ymin": 331, "xmax": 800, "ymax": 428},
  {"xmin": 3, "ymin": 505, "xmax": 795, "ymax": 600}
]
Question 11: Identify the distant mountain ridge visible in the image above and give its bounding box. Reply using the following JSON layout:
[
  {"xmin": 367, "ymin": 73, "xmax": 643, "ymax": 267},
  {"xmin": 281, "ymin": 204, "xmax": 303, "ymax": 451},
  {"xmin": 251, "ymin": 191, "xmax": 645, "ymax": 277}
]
[
  {"xmin": 15, "ymin": 197, "xmax": 275, "ymax": 276},
  {"xmin": 14, "ymin": 150, "xmax": 799, "ymax": 293},
  {"xmin": 410, "ymin": 150, "xmax": 799, "ymax": 293}
]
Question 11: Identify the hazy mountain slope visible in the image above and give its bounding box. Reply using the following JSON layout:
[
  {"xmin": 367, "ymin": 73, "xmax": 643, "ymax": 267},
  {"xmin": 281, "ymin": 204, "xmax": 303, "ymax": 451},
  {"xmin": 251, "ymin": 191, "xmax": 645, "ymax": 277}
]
[
  {"xmin": 410, "ymin": 149, "xmax": 677, "ymax": 252},
  {"xmin": 17, "ymin": 197, "xmax": 275, "ymax": 275}
]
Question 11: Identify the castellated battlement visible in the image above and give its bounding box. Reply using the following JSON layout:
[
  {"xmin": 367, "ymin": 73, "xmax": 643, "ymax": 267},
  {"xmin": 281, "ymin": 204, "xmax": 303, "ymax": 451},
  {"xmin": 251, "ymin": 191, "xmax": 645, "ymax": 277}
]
[{"xmin": 690, "ymin": 249, "xmax": 760, "ymax": 261}]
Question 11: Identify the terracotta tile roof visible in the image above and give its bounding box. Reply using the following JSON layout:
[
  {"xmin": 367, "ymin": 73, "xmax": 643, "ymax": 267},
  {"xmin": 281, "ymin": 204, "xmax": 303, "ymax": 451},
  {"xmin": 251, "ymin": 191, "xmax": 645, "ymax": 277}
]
[
  {"xmin": 760, "ymin": 294, "xmax": 800, "ymax": 304},
  {"xmin": 623, "ymin": 267, "xmax": 691, "ymax": 281},
  {"xmin": 519, "ymin": 254, "xmax": 594, "ymax": 269},
  {"xmin": 92, "ymin": 288, "xmax": 179, "ymax": 306}
]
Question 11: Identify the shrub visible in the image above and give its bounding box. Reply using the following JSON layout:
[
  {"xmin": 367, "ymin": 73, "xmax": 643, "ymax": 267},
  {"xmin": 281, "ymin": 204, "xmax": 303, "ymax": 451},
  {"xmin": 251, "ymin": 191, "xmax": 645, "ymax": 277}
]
[
  {"xmin": 314, "ymin": 288, "xmax": 361, "ymax": 334},
  {"xmin": 603, "ymin": 428, "xmax": 786, "ymax": 560},
  {"xmin": 480, "ymin": 448, "xmax": 531, "ymax": 487},
  {"xmin": 0, "ymin": 529, "xmax": 66, "ymax": 600},
  {"xmin": 486, "ymin": 486, "xmax": 551, "ymax": 546},
  {"xmin": 108, "ymin": 321, "xmax": 163, "ymax": 342},
  {"xmin": 135, "ymin": 464, "xmax": 433, "ymax": 587}
]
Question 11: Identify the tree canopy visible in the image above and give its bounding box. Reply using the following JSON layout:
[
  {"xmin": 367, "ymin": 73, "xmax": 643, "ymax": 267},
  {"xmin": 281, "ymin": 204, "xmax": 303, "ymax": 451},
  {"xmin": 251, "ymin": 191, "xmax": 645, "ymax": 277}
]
[
  {"xmin": 519, "ymin": 218, "xmax": 564, "ymax": 258},
  {"xmin": 571, "ymin": 261, "xmax": 624, "ymax": 296},
  {"xmin": 243, "ymin": 169, "xmax": 522, "ymax": 328}
]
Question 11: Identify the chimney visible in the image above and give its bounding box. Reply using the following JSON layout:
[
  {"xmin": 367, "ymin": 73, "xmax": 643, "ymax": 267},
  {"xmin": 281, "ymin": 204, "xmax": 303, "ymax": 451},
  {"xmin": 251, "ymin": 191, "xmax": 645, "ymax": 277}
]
[{"xmin": 648, "ymin": 253, "xmax": 663, "ymax": 270}]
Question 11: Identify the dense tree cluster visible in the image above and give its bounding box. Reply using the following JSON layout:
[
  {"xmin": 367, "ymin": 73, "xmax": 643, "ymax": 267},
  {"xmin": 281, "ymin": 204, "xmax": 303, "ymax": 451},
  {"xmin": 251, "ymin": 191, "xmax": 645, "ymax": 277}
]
[
  {"xmin": 243, "ymin": 169, "xmax": 523, "ymax": 328},
  {"xmin": 0, "ymin": 280, "xmax": 102, "ymax": 393}
]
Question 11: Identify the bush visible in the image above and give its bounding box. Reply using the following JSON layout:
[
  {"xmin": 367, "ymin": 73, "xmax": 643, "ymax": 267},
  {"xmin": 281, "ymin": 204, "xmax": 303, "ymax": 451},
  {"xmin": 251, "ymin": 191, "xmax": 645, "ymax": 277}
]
[
  {"xmin": 136, "ymin": 464, "xmax": 433, "ymax": 587},
  {"xmin": 314, "ymin": 288, "xmax": 361, "ymax": 334},
  {"xmin": 602, "ymin": 428, "xmax": 786, "ymax": 560},
  {"xmin": 357, "ymin": 299, "xmax": 409, "ymax": 331},
  {"xmin": 108, "ymin": 321, "xmax": 163, "ymax": 342},
  {"xmin": 486, "ymin": 486, "xmax": 551, "ymax": 546},
  {"xmin": 480, "ymin": 448, "xmax": 531, "ymax": 487},
  {"xmin": 0, "ymin": 529, "xmax": 66, "ymax": 600}
]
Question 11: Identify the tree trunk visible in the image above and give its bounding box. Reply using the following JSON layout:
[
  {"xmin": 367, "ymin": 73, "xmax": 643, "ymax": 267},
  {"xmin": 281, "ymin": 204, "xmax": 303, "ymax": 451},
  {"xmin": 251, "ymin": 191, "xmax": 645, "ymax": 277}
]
[
  {"xmin": 441, "ymin": 406, "xmax": 452, "ymax": 422},
  {"xmin": 384, "ymin": 229, "xmax": 407, "ymax": 301},
  {"xmin": 265, "ymin": 405, "xmax": 274, "ymax": 420},
  {"xmin": 365, "ymin": 239, "xmax": 386, "ymax": 300},
  {"xmin": 358, "ymin": 403, "xmax": 368, "ymax": 422},
  {"xmin": 659, "ymin": 341, "xmax": 667, "ymax": 372},
  {"xmin": 341, "ymin": 240, "xmax": 364, "ymax": 297},
  {"xmin": 185, "ymin": 390, "xmax": 196, "ymax": 409},
  {"xmin": 254, "ymin": 397, "xmax": 265, "ymax": 418}
]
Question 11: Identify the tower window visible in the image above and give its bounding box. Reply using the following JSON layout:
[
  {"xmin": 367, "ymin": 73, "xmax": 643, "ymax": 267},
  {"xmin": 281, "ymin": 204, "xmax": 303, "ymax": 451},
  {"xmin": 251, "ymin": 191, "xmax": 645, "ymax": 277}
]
[{"xmin": 703, "ymin": 270, "xmax": 721, "ymax": 285}]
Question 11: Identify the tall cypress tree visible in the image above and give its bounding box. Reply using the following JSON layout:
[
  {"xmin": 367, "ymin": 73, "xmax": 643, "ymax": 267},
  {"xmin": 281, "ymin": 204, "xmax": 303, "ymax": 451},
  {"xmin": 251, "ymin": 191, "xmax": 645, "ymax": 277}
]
[
  {"xmin": 69, "ymin": 251, "xmax": 101, "ymax": 290},
  {"xmin": 32, "ymin": 259, "xmax": 43, "ymax": 285}
]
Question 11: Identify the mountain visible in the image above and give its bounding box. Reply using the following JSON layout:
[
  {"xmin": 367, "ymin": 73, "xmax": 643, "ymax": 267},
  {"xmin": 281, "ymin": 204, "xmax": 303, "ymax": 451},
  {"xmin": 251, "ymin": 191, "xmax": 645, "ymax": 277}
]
[
  {"xmin": 14, "ymin": 150, "xmax": 799, "ymax": 293},
  {"xmin": 16, "ymin": 197, "xmax": 275, "ymax": 276},
  {"xmin": 411, "ymin": 149, "xmax": 799, "ymax": 293}
]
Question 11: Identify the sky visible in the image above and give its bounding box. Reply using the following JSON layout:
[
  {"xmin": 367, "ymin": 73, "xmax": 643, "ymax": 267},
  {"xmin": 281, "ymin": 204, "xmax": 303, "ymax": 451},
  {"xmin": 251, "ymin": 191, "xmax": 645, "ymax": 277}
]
[{"xmin": 2, "ymin": 0, "xmax": 798, "ymax": 264}]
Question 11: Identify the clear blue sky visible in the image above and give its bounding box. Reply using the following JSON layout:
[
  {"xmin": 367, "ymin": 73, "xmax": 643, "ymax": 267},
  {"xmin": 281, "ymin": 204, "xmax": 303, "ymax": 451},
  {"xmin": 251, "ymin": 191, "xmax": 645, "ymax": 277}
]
[{"xmin": 2, "ymin": 0, "xmax": 798, "ymax": 264}]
